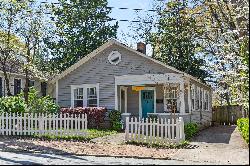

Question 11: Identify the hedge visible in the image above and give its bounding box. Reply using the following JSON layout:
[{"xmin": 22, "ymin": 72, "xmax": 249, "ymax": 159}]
[
  {"xmin": 237, "ymin": 118, "xmax": 249, "ymax": 144},
  {"xmin": 60, "ymin": 107, "xmax": 107, "ymax": 128}
]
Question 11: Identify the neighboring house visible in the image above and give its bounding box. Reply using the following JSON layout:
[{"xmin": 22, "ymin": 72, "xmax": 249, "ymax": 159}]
[
  {"xmin": 49, "ymin": 39, "xmax": 212, "ymax": 127},
  {"xmin": 0, "ymin": 69, "xmax": 48, "ymax": 98}
]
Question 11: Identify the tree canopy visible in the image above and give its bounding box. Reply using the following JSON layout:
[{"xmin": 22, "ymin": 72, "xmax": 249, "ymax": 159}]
[{"xmin": 46, "ymin": 0, "xmax": 118, "ymax": 73}]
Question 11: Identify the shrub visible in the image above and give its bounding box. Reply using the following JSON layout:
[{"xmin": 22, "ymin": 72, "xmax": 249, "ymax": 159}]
[
  {"xmin": 0, "ymin": 88, "xmax": 59, "ymax": 114},
  {"xmin": 0, "ymin": 95, "xmax": 26, "ymax": 113},
  {"xmin": 237, "ymin": 118, "xmax": 249, "ymax": 144},
  {"xmin": 27, "ymin": 88, "xmax": 59, "ymax": 114},
  {"xmin": 60, "ymin": 107, "xmax": 107, "ymax": 128},
  {"xmin": 108, "ymin": 110, "xmax": 122, "ymax": 131},
  {"xmin": 184, "ymin": 122, "xmax": 198, "ymax": 140}
]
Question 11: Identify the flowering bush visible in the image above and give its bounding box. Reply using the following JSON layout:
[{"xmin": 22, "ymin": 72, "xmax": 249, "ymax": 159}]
[{"xmin": 60, "ymin": 107, "xmax": 107, "ymax": 128}]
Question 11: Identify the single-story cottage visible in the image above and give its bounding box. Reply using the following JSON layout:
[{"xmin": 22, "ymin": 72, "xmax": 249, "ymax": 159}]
[
  {"xmin": 49, "ymin": 39, "xmax": 212, "ymax": 128},
  {"xmin": 0, "ymin": 67, "xmax": 48, "ymax": 98}
]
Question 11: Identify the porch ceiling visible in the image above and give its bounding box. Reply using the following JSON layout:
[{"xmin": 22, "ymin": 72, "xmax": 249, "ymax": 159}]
[{"xmin": 115, "ymin": 73, "xmax": 186, "ymax": 86}]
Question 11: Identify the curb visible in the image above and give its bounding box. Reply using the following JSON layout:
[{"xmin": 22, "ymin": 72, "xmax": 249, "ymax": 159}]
[{"xmin": 0, "ymin": 150, "xmax": 173, "ymax": 160}]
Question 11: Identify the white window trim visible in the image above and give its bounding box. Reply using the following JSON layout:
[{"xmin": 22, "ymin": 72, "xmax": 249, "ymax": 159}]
[
  {"xmin": 119, "ymin": 86, "xmax": 128, "ymax": 113},
  {"xmin": 71, "ymin": 83, "xmax": 99, "ymax": 108},
  {"xmin": 139, "ymin": 87, "xmax": 156, "ymax": 118}
]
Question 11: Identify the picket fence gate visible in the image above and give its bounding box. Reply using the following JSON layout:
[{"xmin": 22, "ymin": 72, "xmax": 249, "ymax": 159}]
[
  {"xmin": 125, "ymin": 117, "xmax": 185, "ymax": 144},
  {"xmin": 0, "ymin": 113, "xmax": 87, "ymax": 136}
]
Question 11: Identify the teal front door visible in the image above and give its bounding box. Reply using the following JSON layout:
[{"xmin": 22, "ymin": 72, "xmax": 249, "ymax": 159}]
[{"xmin": 141, "ymin": 90, "xmax": 154, "ymax": 118}]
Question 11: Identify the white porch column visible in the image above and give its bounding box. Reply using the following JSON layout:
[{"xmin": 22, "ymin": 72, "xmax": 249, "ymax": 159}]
[
  {"xmin": 187, "ymin": 82, "xmax": 191, "ymax": 113},
  {"xmin": 180, "ymin": 82, "xmax": 185, "ymax": 114},
  {"xmin": 115, "ymin": 83, "xmax": 119, "ymax": 110}
]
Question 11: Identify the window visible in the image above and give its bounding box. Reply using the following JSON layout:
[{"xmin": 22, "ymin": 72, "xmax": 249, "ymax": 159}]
[
  {"xmin": 87, "ymin": 87, "xmax": 97, "ymax": 107},
  {"xmin": 164, "ymin": 86, "xmax": 179, "ymax": 113},
  {"xmin": 14, "ymin": 78, "xmax": 21, "ymax": 95},
  {"xmin": 41, "ymin": 82, "xmax": 47, "ymax": 97},
  {"xmin": 0, "ymin": 77, "xmax": 2, "ymax": 97},
  {"xmin": 29, "ymin": 80, "xmax": 35, "ymax": 87},
  {"xmin": 191, "ymin": 85, "xmax": 195, "ymax": 110},
  {"xmin": 196, "ymin": 87, "xmax": 200, "ymax": 110},
  {"xmin": 108, "ymin": 51, "xmax": 121, "ymax": 65},
  {"xmin": 204, "ymin": 91, "xmax": 208, "ymax": 111},
  {"xmin": 200, "ymin": 89, "xmax": 203, "ymax": 110},
  {"xmin": 74, "ymin": 88, "xmax": 84, "ymax": 107},
  {"xmin": 71, "ymin": 84, "xmax": 99, "ymax": 108}
]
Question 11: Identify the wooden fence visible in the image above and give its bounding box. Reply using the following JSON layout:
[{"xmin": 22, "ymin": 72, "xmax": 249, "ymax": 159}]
[
  {"xmin": 125, "ymin": 117, "xmax": 185, "ymax": 144},
  {"xmin": 212, "ymin": 105, "xmax": 244, "ymax": 125},
  {"xmin": 0, "ymin": 113, "xmax": 87, "ymax": 136}
]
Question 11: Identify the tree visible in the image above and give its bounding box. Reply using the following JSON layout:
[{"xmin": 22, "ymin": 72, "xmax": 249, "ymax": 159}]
[
  {"xmin": 150, "ymin": 0, "xmax": 209, "ymax": 81},
  {"xmin": 16, "ymin": 0, "xmax": 48, "ymax": 103},
  {"xmin": 195, "ymin": 0, "xmax": 249, "ymax": 111},
  {"xmin": 0, "ymin": 0, "xmax": 26, "ymax": 96},
  {"xmin": 46, "ymin": 0, "xmax": 118, "ymax": 73}
]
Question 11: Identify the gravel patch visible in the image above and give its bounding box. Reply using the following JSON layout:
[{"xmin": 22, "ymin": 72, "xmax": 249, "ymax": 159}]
[{"xmin": 0, "ymin": 136, "xmax": 178, "ymax": 159}]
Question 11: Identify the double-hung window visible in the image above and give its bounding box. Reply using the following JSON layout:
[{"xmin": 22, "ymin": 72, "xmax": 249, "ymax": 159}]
[
  {"xmin": 164, "ymin": 85, "xmax": 179, "ymax": 113},
  {"xmin": 87, "ymin": 87, "xmax": 98, "ymax": 107},
  {"xmin": 204, "ymin": 91, "xmax": 208, "ymax": 111},
  {"xmin": 191, "ymin": 85, "xmax": 195, "ymax": 111},
  {"xmin": 74, "ymin": 88, "xmax": 84, "ymax": 107},
  {"xmin": 196, "ymin": 87, "xmax": 200, "ymax": 110},
  {"xmin": 71, "ymin": 84, "xmax": 99, "ymax": 108},
  {"xmin": 14, "ymin": 78, "xmax": 22, "ymax": 95}
]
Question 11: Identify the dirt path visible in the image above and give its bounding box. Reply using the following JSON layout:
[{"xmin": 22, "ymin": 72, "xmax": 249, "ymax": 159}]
[{"xmin": 172, "ymin": 125, "xmax": 249, "ymax": 165}]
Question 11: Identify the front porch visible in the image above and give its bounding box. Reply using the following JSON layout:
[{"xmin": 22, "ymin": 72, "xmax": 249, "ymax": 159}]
[{"xmin": 115, "ymin": 73, "xmax": 192, "ymax": 121}]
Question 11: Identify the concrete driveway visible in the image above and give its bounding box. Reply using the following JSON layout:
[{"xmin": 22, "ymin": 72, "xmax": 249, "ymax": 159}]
[{"xmin": 172, "ymin": 125, "xmax": 249, "ymax": 165}]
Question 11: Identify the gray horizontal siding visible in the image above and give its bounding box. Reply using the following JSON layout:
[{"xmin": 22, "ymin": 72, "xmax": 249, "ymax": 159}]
[{"xmin": 58, "ymin": 44, "xmax": 177, "ymax": 108}]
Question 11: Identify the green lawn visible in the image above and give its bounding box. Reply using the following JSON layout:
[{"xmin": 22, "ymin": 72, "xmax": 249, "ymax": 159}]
[{"xmin": 33, "ymin": 128, "xmax": 118, "ymax": 141}]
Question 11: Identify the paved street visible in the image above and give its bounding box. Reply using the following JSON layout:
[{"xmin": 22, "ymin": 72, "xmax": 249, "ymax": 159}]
[
  {"xmin": 0, "ymin": 125, "xmax": 248, "ymax": 165},
  {"xmin": 0, "ymin": 151, "xmax": 216, "ymax": 165}
]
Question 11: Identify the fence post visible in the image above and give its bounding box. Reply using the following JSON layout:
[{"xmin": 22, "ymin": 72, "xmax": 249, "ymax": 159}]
[
  {"xmin": 179, "ymin": 117, "xmax": 185, "ymax": 141},
  {"xmin": 125, "ymin": 117, "xmax": 129, "ymax": 141}
]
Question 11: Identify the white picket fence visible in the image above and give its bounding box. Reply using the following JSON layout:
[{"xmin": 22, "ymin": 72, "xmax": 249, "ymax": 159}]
[
  {"xmin": 125, "ymin": 117, "xmax": 185, "ymax": 144},
  {"xmin": 0, "ymin": 113, "xmax": 87, "ymax": 136}
]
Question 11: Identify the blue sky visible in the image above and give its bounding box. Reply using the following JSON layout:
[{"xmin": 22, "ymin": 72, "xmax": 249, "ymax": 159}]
[{"xmin": 40, "ymin": 0, "xmax": 157, "ymax": 55}]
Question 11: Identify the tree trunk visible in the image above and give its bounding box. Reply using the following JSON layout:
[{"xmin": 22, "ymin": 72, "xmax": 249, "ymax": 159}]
[
  {"xmin": 24, "ymin": 39, "xmax": 31, "ymax": 104},
  {"xmin": 24, "ymin": 67, "xmax": 29, "ymax": 103},
  {"xmin": 2, "ymin": 66, "xmax": 12, "ymax": 96}
]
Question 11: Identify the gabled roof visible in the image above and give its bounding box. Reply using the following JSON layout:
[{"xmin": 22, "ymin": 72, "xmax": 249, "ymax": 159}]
[{"xmin": 49, "ymin": 39, "xmax": 210, "ymax": 88}]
